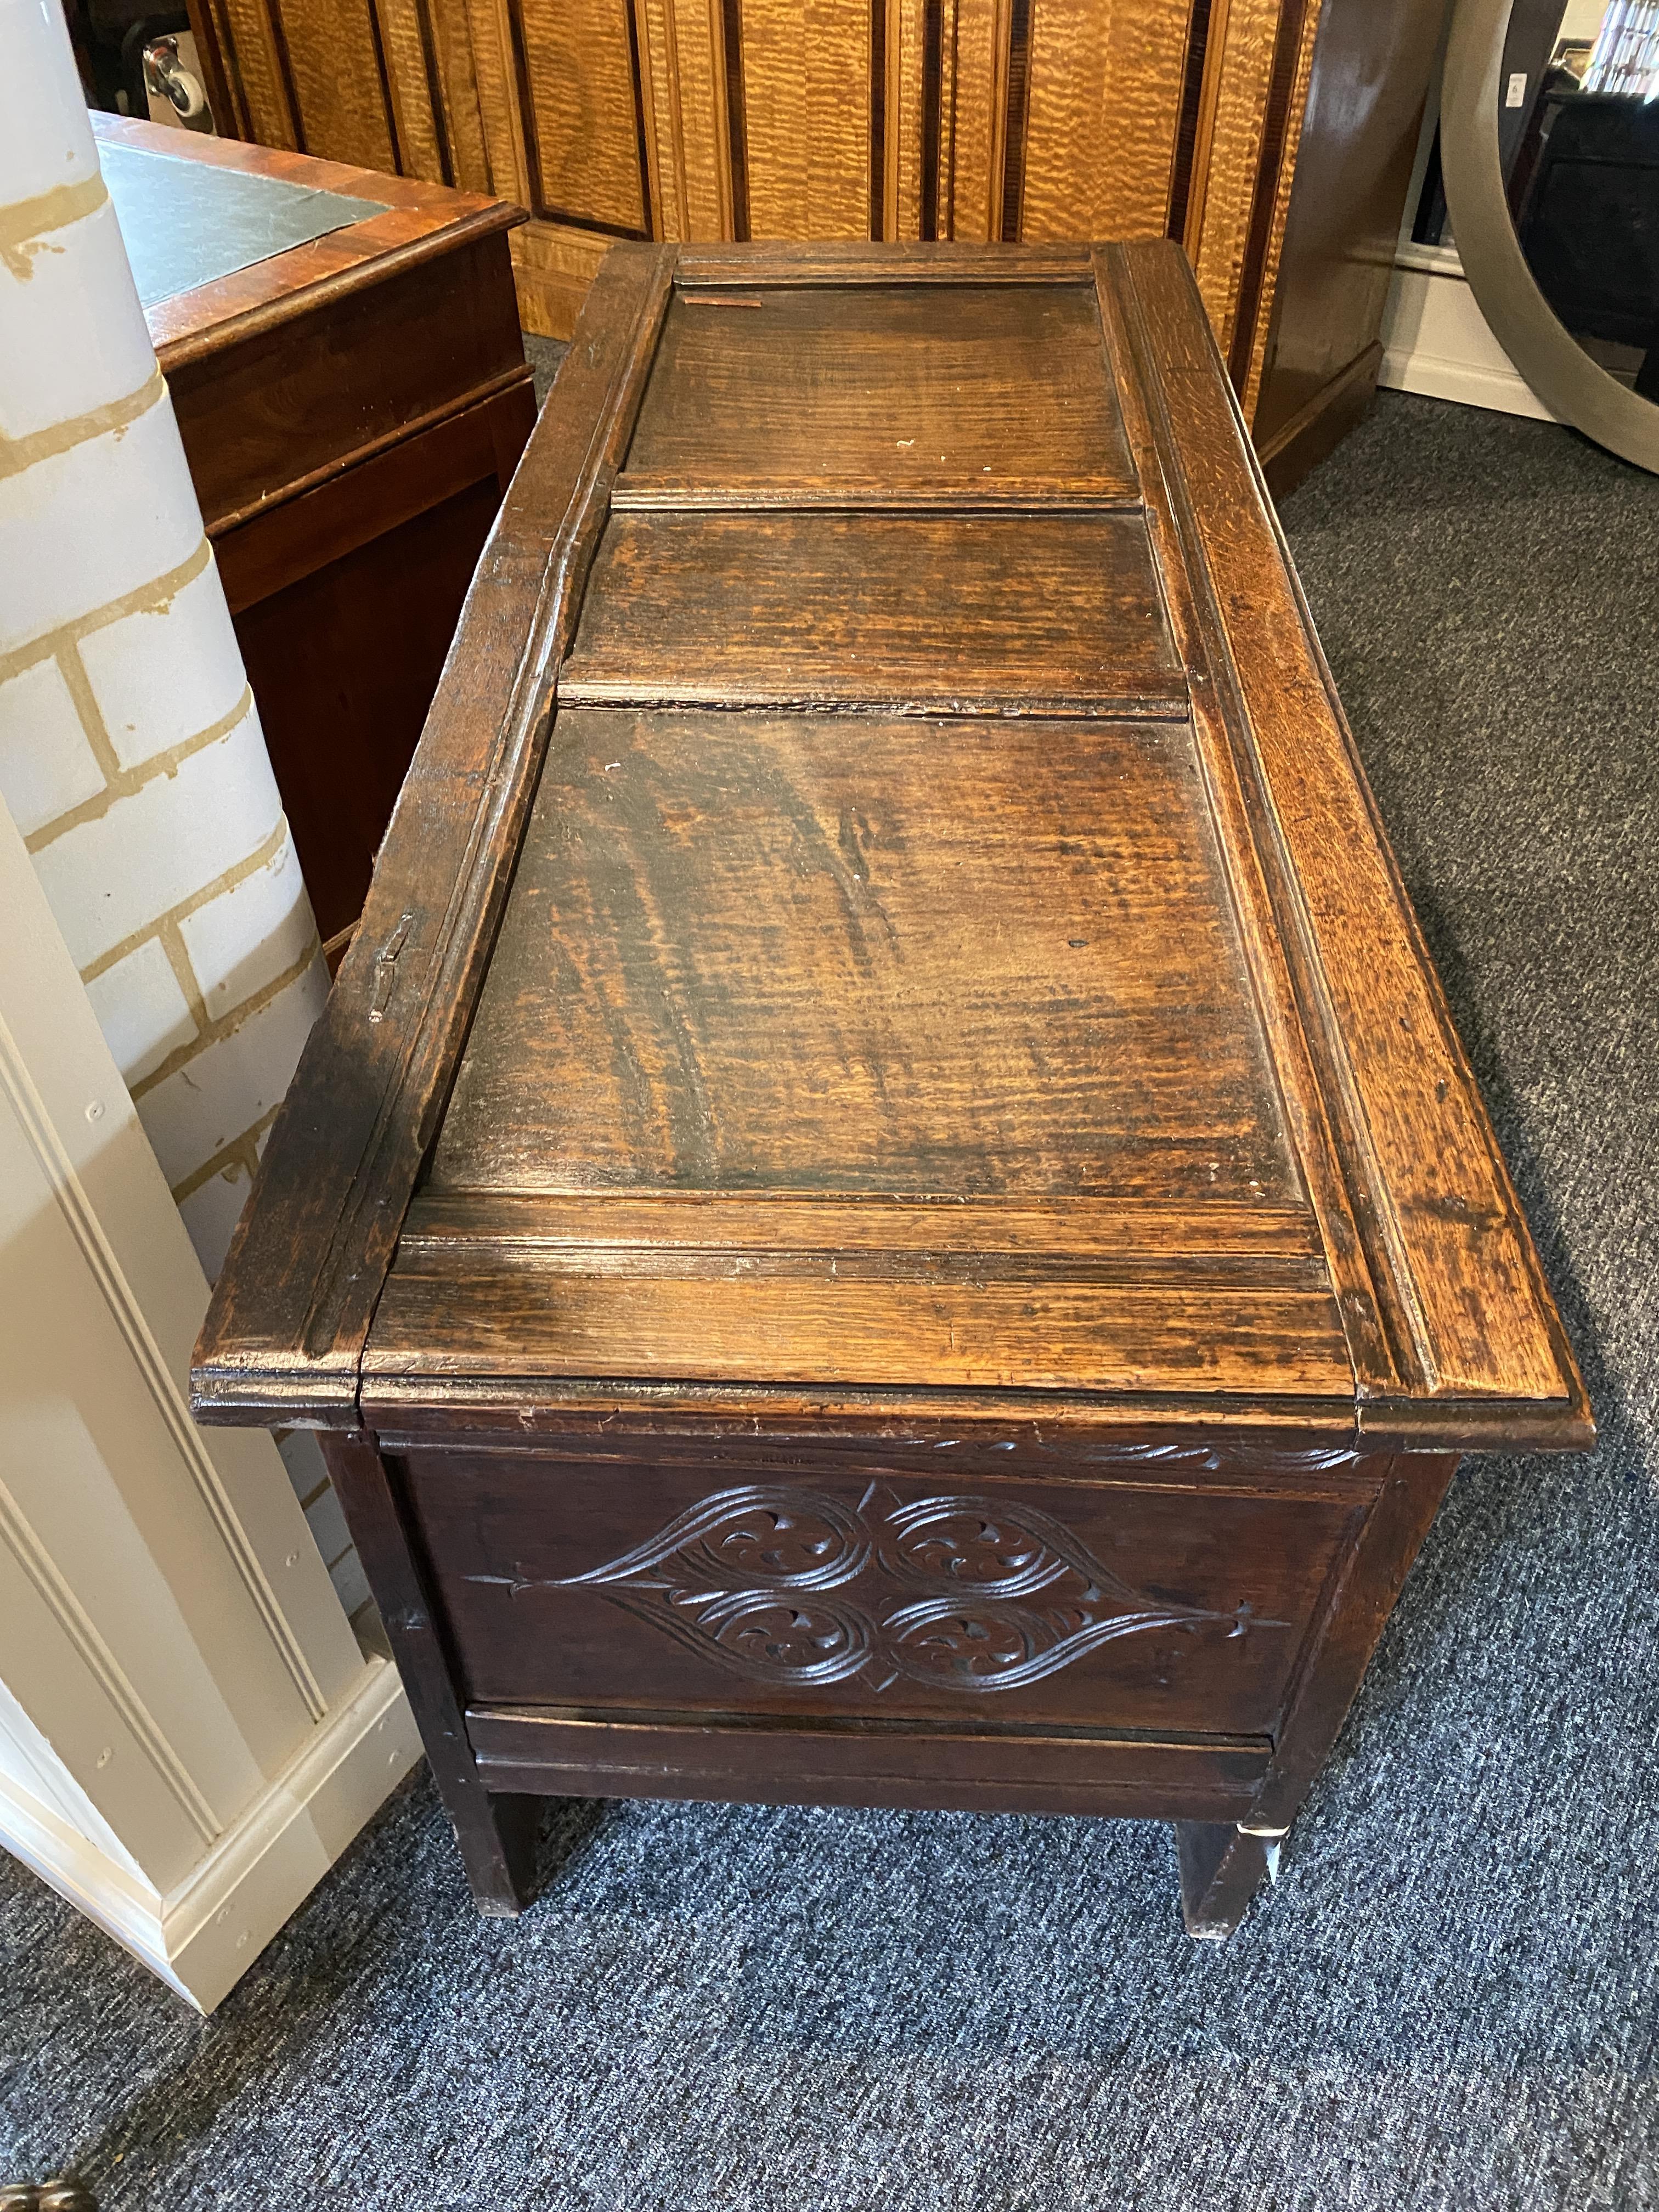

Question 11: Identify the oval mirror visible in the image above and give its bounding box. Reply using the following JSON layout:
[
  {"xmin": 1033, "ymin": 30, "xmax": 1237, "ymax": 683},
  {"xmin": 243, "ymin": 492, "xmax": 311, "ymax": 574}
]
[{"xmin": 1441, "ymin": 0, "xmax": 1659, "ymax": 471}]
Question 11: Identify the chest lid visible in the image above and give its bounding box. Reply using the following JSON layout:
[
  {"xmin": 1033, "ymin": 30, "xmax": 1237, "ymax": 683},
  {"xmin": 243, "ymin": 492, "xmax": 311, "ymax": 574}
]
[{"xmin": 192, "ymin": 241, "xmax": 1588, "ymax": 1455}]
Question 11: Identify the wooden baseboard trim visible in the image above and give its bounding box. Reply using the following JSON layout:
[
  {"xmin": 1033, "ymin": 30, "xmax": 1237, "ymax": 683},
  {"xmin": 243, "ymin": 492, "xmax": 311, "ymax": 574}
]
[
  {"xmin": 1255, "ymin": 340, "xmax": 1384, "ymax": 499},
  {"xmin": 0, "ymin": 1657, "xmax": 420, "ymax": 2011}
]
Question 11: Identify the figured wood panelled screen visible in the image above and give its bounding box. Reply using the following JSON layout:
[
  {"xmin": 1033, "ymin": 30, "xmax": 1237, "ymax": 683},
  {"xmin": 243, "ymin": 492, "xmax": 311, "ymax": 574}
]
[{"xmin": 189, "ymin": 0, "xmax": 1324, "ymax": 405}]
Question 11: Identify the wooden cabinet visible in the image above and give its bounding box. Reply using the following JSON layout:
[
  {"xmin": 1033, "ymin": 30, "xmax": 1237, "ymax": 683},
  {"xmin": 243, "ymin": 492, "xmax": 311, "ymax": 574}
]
[
  {"xmin": 98, "ymin": 116, "xmax": 537, "ymax": 945},
  {"xmin": 186, "ymin": 0, "xmax": 1444, "ymax": 465},
  {"xmin": 191, "ymin": 242, "xmax": 1590, "ymax": 1940}
]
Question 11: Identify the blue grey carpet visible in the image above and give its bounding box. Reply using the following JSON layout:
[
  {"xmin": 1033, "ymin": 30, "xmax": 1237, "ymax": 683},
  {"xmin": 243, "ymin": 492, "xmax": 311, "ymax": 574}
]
[{"xmin": 2, "ymin": 391, "xmax": 1655, "ymax": 2209}]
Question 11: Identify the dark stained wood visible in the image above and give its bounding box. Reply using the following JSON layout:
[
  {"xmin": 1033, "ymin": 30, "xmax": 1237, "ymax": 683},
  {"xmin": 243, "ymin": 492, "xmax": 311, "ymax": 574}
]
[
  {"xmin": 1111, "ymin": 240, "xmax": 1588, "ymax": 1426},
  {"xmin": 161, "ymin": 235, "xmax": 528, "ymax": 534},
  {"xmin": 400, "ymin": 1452, "xmax": 1357, "ymax": 1736},
  {"xmin": 1245, "ymin": 1451, "xmax": 1458, "ymax": 1833},
  {"xmin": 97, "ymin": 114, "xmax": 537, "ymax": 953},
  {"xmin": 319, "ymin": 1432, "xmax": 540, "ymax": 1913},
  {"xmin": 623, "ymin": 281, "xmax": 1137, "ymax": 497},
  {"xmin": 1176, "ymin": 1818, "xmax": 1277, "ymax": 1938},
  {"xmin": 426, "ymin": 709, "xmax": 1291, "ymax": 1199},
  {"xmin": 212, "ymin": 383, "xmax": 533, "ymax": 613},
  {"xmin": 1249, "ymin": 0, "xmax": 1449, "ymax": 493},
  {"xmin": 1257, "ymin": 338, "xmax": 1384, "ymax": 503},
  {"xmin": 194, "ymin": 242, "xmax": 674, "ymax": 1426},
  {"xmin": 233, "ymin": 476, "xmax": 506, "ymax": 941},
  {"xmin": 560, "ymin": 515, "xmax": 1186, "ymax": 715},
  {"xmin": 93, "ymin": 116, "xmax": 518, "ymax": 358},
  {"xmin": 194, "ymin": 239, "xmax": 1590, "ymax": 1939},
  {"xmin": 470, "ymin": 1708, "xmax": 1271, "ymax": 1822}
]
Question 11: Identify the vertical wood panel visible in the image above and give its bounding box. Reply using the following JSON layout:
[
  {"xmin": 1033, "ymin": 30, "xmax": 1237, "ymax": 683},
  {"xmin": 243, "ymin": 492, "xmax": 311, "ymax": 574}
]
[
  {"xmin": 1187, "ymin": 0, "xmax": 1283, "ymax": 353},
  {"xmin": 653, "ymin": 0, "xmax": 733, "ymax": 237},
  {"xmin": 425, "ymin": 0, "xmax": 496, "ymax": 190},
  {"xmin": 1019, "ymin": 0, "xmax": 1192, "ymax": 239},
  {"xmin": 740, "ymin": 0, "xmax": 872, "ymax": 238},
  {"xmin": 512, "ymin": 0, "xmax": 650, "ymax": 232},
  {"xmin": 1235, "ymin": 0, "xmax": 1321, "ymax": 412},
  {"xmin": 206, "ymin": 0, "xmax": 1337, "ymax": 399},
  {"xmin": 945, "ymin": 0, "xmax": 1009, "ymax": 239},
  {"xmin": 376, "ymin": 0, "xmax": 452, "ymax": 179},
  {"xmin": 210, "ymin": 0, "xmax": 302, "ymax": 149},
  {"xmin": 464, "ymin": 0, "xmax": 534, "ymax": 204},
  {"xmin": 640, "ymin": 0, "xmax": 693, "ymax": 234},
  {"xmin": 276, "ymin": 0, "xmax": 400, "ymax": 169}
]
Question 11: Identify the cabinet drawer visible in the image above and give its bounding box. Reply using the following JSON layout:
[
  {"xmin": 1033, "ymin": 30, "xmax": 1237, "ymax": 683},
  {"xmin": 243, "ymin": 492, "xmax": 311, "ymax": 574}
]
[{"xmin": 402, "ymin": 1452, "xmax": 1363, "ymax": 1740}]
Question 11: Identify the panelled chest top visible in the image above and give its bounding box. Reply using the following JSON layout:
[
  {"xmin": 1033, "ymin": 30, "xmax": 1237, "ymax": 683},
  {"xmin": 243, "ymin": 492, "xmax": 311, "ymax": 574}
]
[{"xmin": 192, "ymin": 241, "xmax": 1589, "ymax": 1459}]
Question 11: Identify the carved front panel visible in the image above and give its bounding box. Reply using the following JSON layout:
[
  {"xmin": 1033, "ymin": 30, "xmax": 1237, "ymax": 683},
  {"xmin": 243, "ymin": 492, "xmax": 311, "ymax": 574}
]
[{"xmin": 404, "ymin": 1453, "xmax": 1364, "ymax": 1735}]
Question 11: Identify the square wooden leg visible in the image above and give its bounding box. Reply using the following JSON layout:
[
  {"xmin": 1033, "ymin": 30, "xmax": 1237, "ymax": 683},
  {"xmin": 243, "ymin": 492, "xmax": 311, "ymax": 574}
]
[
  {"xmin": 319, "ymin": 1432, "xmax": 543, "ymax": 1915},
  {"xmin": 1175, "ymin": 1820, "xmax": 1278, "ymax": 1939}
]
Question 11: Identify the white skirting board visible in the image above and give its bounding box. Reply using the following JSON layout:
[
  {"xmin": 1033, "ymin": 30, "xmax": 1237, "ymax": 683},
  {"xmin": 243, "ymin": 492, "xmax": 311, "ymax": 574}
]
[
  {"xmin": 1379, "ymin": 259, "xmax": 1558, "ymax": 424},
  {"xmin": 0, "ymin": 1656, "xmax": 421, "ymax": 2012}
]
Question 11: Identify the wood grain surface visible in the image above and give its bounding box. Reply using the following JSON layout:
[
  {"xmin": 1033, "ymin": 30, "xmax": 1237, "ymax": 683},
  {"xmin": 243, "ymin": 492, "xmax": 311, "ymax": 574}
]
[
  {"xmin": 466, "ymin": 1706, "xmax": 1273, "ymax": 1821},
  {"xmin": 427, "ymin": 706, "xmax": 1289, "ymax": 1198},
  {"xmin": 1018, "ymin": 0, "xmax": 1192, "ymax": 239},
  {"xmin": 560, "ymin": 514, "xmax": 1185, "ymax": 710},
  {"xmin": 738, "ymin": 0, "xmax": 875, "ymax": 238},
  {"xmin": 192, "ymin": 243, "xmax": 676, "ymax": 1425},
  {"xmin": 622, "ymin": 278, "xmax": 1136, "ymax": 492},
  {"xmin": 192, "ymin": 0, "xmax": 1346, "ymax": 396},
  {"xmin": 511, "ymin": 0, "xmax": 650, "ymax": 233},
  {"xmin": 1111, "ymin": 240, "xmax": 1585, "ymax": 1418}
]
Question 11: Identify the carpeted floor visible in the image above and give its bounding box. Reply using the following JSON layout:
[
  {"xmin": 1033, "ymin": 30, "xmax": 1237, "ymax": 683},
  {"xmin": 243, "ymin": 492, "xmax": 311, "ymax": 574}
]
[{"xmin": 3, "ymin": 391, "xmax": 1655, "ymax": 2210}]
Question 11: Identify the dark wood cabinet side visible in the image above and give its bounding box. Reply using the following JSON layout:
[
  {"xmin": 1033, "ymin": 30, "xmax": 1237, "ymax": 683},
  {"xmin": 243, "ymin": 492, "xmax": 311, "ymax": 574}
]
[{"xmin": 1252, "ymin": 0, "xmax": 1449, "ymax": 496}]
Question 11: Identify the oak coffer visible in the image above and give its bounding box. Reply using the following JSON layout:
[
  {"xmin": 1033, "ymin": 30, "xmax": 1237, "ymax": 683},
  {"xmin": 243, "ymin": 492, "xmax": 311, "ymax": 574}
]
[{"xmin": 191, "ymin": 240, "xmax": 1591, "ymax": 1939}]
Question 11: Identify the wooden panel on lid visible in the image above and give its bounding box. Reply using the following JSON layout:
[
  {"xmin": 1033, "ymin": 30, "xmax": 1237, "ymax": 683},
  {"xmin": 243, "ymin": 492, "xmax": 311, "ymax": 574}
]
[
  {"xmin": 427, "ymin": 707, "xmax": 1295, "ymax": 1203},
  {"xmin": 558, "ymin": 514, "xmax": 1187, "ymax": 712},
  {"xmin": 620, "ymin": 280, "xmax": 1138, "ymax": 496}
]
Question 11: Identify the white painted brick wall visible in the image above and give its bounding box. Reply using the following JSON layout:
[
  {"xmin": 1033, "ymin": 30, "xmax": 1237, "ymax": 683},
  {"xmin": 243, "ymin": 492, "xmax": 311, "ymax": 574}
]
[
  {"xmin": 0, "ymin": 196, "xmax": 155, "ymax": 442},
  {"xmin": 176, "ymin": 1158, "xmax": 258, "ymax": 1282},
  {"xmin": 0, "ymin": 0, "xmax": 98, "ymax": 205},
  {"xmin": 177, "ymin": 826, "xmax": 315, "ymax": 1018},
  {"xmin": 82, "ymin": 936, "xmax": 196, "ymax": 1087},
  {"xmin": 0, "ymin": 397, "xmax": 204, "ymax": 659},
  {"xmin": 137, "ymin": 953, "xmax": 327, "ymax": 1188},
  {"xmin": 81, "ymin": 558, "xmax": 249, "ymax": 771},
  {"xmin": 0, "ymin": 658, "xmax": 104, "ymax": 835},
  {"xmin": 30, "ymin": 703, "xmax": 283, "ymax": 969}
]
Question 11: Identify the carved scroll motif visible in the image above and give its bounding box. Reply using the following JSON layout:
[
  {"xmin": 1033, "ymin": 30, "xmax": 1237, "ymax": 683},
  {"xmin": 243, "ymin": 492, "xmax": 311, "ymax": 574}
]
[{"xmin": 478, "ymin": 1482, "xmax": 1288, "ymax": 1693}]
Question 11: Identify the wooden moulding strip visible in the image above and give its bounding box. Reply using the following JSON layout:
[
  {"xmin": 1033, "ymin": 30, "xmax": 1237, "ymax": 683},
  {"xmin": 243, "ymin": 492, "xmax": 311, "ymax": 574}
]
[
  {"xmin": 190, "ymin": 243, "xmax": 678, "ymax": 1429},
  {"xmin": 1108, "ymin": 239, "xmax": 1588, "ymax": 1430},
  {"xmin": 204, "ymin": 366, "xmax": 534, "ymax": 548},
  {"xmin": 465, "ymin": 1708, "xmax": 1271, "ymax": 1817},
  {"xmin": 358, "ymin": 1370, "xmax": 1586, "ymax": 1452},
  {"xmin": 1109, "ymin": 237, "xmax": 1424, "ymax": 1391},
  {"xmin": 672, "ymin": 242, "xmax": 1090, "ymax": 282},
  {"xmin": 606, "ymin": 483, "xmax": 1147, "ymax": 512},
  {"xmin": 401, "ymin": 1190, "xmax": 1327, "ymax": 1256},
  {"xmin": 212, "ymin": 385, "xmax": 528, "ymax": 613},
  {"xmin": 551, "ymin": 680, "xmax": 1190, "ymax": 718},
  {"xmin": 1091, "ymin": 240, "xmax": 1391, "ymax": 1405}
]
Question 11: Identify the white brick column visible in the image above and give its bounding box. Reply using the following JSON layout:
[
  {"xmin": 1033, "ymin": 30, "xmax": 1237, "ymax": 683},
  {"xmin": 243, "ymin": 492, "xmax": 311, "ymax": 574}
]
[{"xmin": 0, "ymin": 0, "xmax": 328, "ymax": 1283}]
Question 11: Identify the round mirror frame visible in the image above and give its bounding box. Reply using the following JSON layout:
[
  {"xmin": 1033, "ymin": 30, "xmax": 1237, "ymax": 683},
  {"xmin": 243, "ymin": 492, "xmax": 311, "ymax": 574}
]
[{"xmin": 1441, "ymin": 0, "xmax": 1659, "ymax": 473}]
